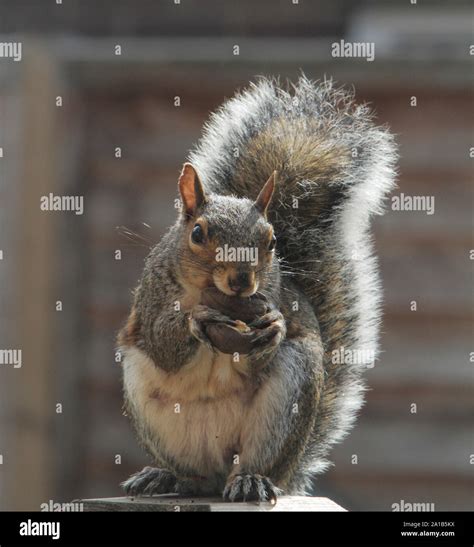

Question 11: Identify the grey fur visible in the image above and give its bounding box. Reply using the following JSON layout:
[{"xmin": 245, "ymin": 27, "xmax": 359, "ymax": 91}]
[{"xmin": 189, "ymin": 75, "xmax": 397, "ymax": 481}]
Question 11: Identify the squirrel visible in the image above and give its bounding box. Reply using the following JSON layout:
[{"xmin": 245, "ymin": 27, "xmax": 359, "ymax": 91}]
[{"xmin": 118, "ymin": 75, "xmax": 396, "ymax": 502}]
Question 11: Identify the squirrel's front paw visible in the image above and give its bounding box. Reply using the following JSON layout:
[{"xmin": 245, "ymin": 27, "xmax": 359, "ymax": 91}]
[
  {"xmin": 223, "ymin": 473, "xmax": 281, "ymax": 503},
  {"xmin": 121, "ymin": 466, "xmax": 177, "ymax": 496},
  {"xmin": 189, "ymin": 304, "xmax": 238, "ymax": 350},
  {"xmin": 248, "ymin": 310, "xmax": 286, "ymax": 360}
]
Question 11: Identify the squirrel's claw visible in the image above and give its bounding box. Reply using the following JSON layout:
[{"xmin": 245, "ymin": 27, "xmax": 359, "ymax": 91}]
[
  {"xmin": 248, "ymin": 309, "xmax": 284, "ymax": 329},
  {"xmin": 247, "ymin": 319, "xmax": 285, "ymax": 362},
  {"xmin": 121, "ymin": 466, "xmax": 177, "ymax": 497},
  {"xmin": 223, "ymin": 473, "xmax": 282, "ymax": 503}
]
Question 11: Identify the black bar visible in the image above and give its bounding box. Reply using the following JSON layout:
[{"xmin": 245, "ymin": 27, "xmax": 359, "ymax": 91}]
[{"xmin": 0, "ymin": 511, "xmax": 472, "ymax": 546}]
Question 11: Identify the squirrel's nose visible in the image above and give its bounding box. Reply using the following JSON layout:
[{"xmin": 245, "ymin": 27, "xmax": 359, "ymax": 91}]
[{"xmin": 229, "ymin": 272, "xmax": 250, "ymax": 293}]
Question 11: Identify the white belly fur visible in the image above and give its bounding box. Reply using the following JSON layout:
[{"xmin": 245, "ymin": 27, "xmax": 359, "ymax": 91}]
[{"xmin": 122, "ymin": 345, "xmax": 253, "ymax": 476}]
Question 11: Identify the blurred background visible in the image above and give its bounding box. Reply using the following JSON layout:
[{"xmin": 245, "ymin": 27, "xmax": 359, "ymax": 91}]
[{"xmin": 0, "ymin": 0, "xmax": 472, "ymax": 511}]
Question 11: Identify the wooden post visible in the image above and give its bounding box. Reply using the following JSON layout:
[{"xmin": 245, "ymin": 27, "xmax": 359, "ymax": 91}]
[
  {"xmin": 73, "ymin": 495, "xmax": 346, "ymax": 512},
  {"xmin": 7, "ymin": 45, "xmax": 59, "ymax": 510}
]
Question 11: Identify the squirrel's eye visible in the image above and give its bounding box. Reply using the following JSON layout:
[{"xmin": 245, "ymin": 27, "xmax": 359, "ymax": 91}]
[
  {"xmin": 191, "ymin": 224, "xmax": 204, "ymax": 244},
  {"xmin": 268, "ymin": 234, "xmax": 277, "ymax": 251}
]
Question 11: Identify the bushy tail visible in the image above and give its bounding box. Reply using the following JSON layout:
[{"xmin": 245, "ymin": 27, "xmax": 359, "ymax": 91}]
[{"xmin": 189, "ymin": 75, "xmax": 397, "ymax": 475}]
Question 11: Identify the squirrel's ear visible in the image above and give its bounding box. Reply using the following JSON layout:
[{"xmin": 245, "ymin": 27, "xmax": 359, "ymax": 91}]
[
  {"xmin": 255, "ymin": 171, "xmax": 276, "ymax": 216},
  {"xmin": 178, "ymin": 163, "xmax": 207, "ymax": 218}
]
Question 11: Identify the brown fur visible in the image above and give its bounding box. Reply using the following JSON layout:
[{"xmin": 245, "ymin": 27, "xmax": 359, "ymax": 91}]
[{"xmin": 117, "ymin": 305, "xmax": 141, "ymax": 348}]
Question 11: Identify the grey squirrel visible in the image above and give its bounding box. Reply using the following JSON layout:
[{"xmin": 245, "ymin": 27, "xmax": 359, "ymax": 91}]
[{"xmin": 118, "ymin": 76, "xmax": 396, "ymax": 502}]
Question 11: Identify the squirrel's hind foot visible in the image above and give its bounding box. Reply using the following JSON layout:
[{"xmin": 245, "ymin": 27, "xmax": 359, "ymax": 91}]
[
  {"xmin": 223, "ymin": 473, "xmax": 282, "ymax": 503},
  {"xmin": 121, "ymin": 466, "xmax": 177, "ymax": 497}
]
